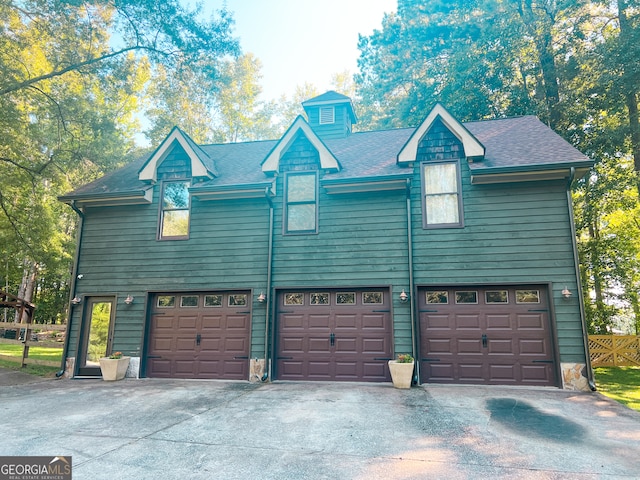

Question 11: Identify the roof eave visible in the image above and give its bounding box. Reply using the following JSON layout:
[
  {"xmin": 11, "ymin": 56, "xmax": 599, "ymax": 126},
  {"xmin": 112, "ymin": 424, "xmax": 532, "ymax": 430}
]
[
  {"xmin": 58, "ymin": 188, "xmax": 153, "ymax": 207},
  {"xmin": 470, "ymin": 161, "xmax": 593, "ymax": 184},
  {"xmin": 321, "ymin": 174, "xmax": 412, "ymax": 194},
  {"xmin": 191, "ymin": 181, "xmax": 275, "ymax": 201}
]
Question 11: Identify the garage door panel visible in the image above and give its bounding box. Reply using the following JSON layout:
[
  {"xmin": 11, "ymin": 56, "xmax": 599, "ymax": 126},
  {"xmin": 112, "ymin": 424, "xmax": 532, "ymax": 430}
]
[
  {"xmin": 362, "ymin": 362, "xmax": 387, "ymax": 379},
  {"xmin": 177, "ymin": 316, "xmax": 198, "ymax": 329},
  {"xmin": 516, "ymin": 314, "xmax": 545, "ymax": 329},
  {"xmin": 486, "ymin": 314, "xmax": 512, "ymax": 329},
  {"xmin": 426, "ymin": 363, "xmax": 455, "ymax": 381},
  {"xmin": 309, "ymin": 337, "xmax": 331, "ymax": 352},
  {"xmin": 459, "ymin": 363, "xmax": 485, "ymax": 381},
  {"xmin": 456, "ymin": 315, "xmax": 482, "ymax": 329},
  {"xmin": 428, "ymin": 338, "xmax": 452, "ymax": 353},
  {"xmin": 335, "ymin": 314, "xmax": 357, "ymax": 329},
  {"xmin": 362, "ymin": 314, "xmax": 386, "ymax": 329},
  {"xmin": 223, "ymin": 337, "xmax": 247, "ymax": 353},
  {"xmin": 335, "ymin": 361, "xmax": 358, "ymax": 379},
  {"xmin": 147, "ymin": 292, "xmax": 250, "ymax": 380},
  {"xmin": 457, "ymin": 339, "xmax": 483, "ymax": 354},
  {"xmin": 519, "ymin": 339, "xmax": 547, "ymax": 355},
  {"xmin": 201, "ymin": 315, "xmax": 222, "ymax": 329},
  {"xmin": 425, "ymin": 314, "xmax": 452, "ymax": 329},
  {"xmin": 281, "ymin": 336, "xmax": 304, "ymax": 352},
  {"xmin": 487, "ymin": 339, "xmax": 515, "ymax": 354},
  {"xmin": 276, "ymin": 290, "xmax": 391, "ymax": 382},
  {"xmin": 362, "ymin": 337, "xmax": 387, "ymax": 354},
  {"xmin": 335, "ymin": 337, "xmax": 357, "ymax": 352},
  {"xmin": 420, "ymin": 286, "xmax": 557, "ymax": 386},
  {"xmin": 521, "ymin": 364, "xmax": 553, "ymax": 382},
  {"xmin": 281, "ymin": 314, "xmax": 304, "ymax": 329}
]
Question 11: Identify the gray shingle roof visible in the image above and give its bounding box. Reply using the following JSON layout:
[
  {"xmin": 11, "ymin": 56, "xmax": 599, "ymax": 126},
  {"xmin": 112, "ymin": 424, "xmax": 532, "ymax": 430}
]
[{"xmin": 60, "ymin": 114, "xmax": 591, "ymax": 202}]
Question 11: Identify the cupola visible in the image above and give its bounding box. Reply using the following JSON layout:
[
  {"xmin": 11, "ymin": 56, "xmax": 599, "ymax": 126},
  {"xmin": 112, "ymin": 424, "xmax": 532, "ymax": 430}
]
[{"xmin": 302, "ymin": 91, "xmax": 357, "ymax": 140}]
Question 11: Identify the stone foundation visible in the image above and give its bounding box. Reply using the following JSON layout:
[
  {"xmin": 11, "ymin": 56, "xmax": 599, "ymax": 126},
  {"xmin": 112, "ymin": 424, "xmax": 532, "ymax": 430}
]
[
  {"xmin": 63, "ymin": 357, "xmax": 75, "ymax": 378},
  {"xmin": 561, "ymin": 363, "xmax": 590, "ymax": 391},
  {"xmin": 125, "ymin": 357, "xmax": 140, "ymax": 378},
  {"xmin": 249, "ymin": 358, "xmax": 266, "ymax": 382}
]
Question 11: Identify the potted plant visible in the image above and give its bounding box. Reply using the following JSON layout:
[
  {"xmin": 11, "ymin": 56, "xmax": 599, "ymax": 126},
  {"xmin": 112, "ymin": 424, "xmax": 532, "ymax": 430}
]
[
  {"xmin": 99, "ymin": 352, "xmax": 130, "ymax": 381},
  {"xmin": 388, "ymin": 353, "xmax": 414, "ymax": 389}
]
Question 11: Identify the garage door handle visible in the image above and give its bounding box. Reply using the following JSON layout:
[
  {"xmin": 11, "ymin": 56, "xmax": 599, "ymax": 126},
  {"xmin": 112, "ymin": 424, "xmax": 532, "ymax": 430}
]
[
  {"xmin": 482, "ymin": 334, "xmax": 488, "ymax": 348},
  {"xmin": 196, "ymin": 334, "xmax": 201, "ymax": 346},
  {"xmin": 330, "ymin": 333, "xmax": 335, "ymax": 346},
  {"xmin": 147, "ymin": 355, "xmax": 161, "ymax": 359},
  {"xmin": 277, "ymin": 356, "xmax": 293, "ymax": 360},
  {"xmin": 234, "ymin": 356, "xmax": 249, "ymax": 360}
]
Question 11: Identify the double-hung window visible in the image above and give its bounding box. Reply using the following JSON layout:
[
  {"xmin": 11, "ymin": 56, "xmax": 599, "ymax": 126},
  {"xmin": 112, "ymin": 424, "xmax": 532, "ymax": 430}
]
[
  {"xmin": 285, "ymin": 172, "xmax": 317, "ymax": 234},
  {"xmin": 421, "ymin": 161, "xmax": 463, "ymax": 228},
  {"xmin": 159, "ymin": 180, "xmax": 190, "ymax": 239}
]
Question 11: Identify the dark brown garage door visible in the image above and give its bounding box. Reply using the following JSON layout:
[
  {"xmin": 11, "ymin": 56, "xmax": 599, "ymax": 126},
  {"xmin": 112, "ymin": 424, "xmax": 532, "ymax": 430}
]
[
  {"xmin": 419, "ymin": 286, "xmax": 557, "ymax": 386},
  {"xmin": 146, "ymin": 292, "xmax": 251, "ymax": 379},
  {"xmin": 276, "ymin": 289, "xmax": 392, "ymax": 382}
]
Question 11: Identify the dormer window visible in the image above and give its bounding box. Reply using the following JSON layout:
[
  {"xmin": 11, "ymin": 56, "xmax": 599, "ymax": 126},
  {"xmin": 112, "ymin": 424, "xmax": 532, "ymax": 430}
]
[
  {"xmin": 159, "ymin": 180, "xmax": 191, "ymax": 239},
  {"xmin": 319, "ymin": 107, "xmax": 335, "ymax": 125}
]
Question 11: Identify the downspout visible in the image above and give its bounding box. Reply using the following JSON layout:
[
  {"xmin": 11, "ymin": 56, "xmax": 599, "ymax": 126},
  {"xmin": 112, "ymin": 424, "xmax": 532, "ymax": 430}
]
[
  {"xmin": 56, "ymin": 200, "xmax": 84, "ymax": 378},
  {"xmin": 405, "ymin": 179, "xmax": 418, "ymax": 384},
  {"xmin": 263, "ymin": 187, "xmax": 274, "ymax": 381},
  {"xmin": 567, "ymin": 168, "xmax": 597, "ymax": 391}
]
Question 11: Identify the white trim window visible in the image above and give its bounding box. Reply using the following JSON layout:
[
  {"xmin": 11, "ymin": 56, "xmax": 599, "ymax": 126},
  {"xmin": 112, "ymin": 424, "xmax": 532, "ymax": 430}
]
[
  {"xmin": 285, "ymin": 172, "xmax": 318, "ymax": 234},
  {"xmin": 159, "ymin": 180, "xmax": 190, "ymax": 239},
  {"xmin": 421, "ymin": 161, "xmax": 463, "ymax": 228}
]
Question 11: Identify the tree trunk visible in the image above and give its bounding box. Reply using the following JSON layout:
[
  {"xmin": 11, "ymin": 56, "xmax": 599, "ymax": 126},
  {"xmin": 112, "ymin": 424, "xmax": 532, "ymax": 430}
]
[
  {"xmin": 14, "ymin": 261, "xmax": 38, "ymax": 323},
  {"xmin": 617, "ymin": 0, "xmax": 640, "ymax": 195}
]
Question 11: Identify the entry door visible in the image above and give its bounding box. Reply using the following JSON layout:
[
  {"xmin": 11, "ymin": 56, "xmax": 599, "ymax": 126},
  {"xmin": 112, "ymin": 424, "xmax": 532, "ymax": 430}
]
[{"xmin": 76, "ymin": 296, "xmax": 116, "ymax": 376}]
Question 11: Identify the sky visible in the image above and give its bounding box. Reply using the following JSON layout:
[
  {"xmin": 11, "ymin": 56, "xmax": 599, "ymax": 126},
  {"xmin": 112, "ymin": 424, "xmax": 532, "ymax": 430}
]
[{"xmin": 207, "ymin": 0, "xmax": 397, "ymax": 101}]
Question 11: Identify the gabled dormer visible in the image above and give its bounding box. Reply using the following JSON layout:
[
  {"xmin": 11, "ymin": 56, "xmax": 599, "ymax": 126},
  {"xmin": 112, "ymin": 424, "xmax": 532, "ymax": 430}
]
[
  {"xmin": 302, "ymin": 91, "xmax": 357, "ymax": 140},
  {"xmin": 138, "ymin": 127, "xmax": 217, "ymax": 183},
  {"xmin": 397, "ymin": 104, "xmax": 485, "ymax": 165},
  {"xmin": 261, "ymin": 115, "xmax": 341, "ymax": 175}
]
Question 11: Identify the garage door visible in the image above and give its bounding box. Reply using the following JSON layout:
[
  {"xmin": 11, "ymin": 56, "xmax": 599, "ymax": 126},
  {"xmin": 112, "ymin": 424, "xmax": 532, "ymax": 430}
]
[
  {"xmin": 419, "ymin": 286, "xmax": 557, "ymax": 386},
  {"xmin": 276, "ymin": 289, "xmax": 392, "ymax": 382},
  {"xmin": 146, "ymin": 292, "xmax": 251, "ymax": 379}
]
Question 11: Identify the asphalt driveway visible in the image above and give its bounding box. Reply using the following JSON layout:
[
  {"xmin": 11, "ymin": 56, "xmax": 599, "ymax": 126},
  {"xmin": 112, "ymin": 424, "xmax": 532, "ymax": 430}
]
[{"xmin": 1, "ymin": 372, "xmax": 639, "ymax": 479}]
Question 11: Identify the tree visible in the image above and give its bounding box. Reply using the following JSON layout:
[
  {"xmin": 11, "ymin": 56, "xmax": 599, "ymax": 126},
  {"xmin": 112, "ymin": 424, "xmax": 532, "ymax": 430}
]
[{"xmin": 0, "ymin": 0, "xmax": 238, "ymax": 319}]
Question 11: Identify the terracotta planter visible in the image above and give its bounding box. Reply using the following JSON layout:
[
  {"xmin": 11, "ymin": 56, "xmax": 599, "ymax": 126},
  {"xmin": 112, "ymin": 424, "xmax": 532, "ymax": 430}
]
[
  {"xmin": 99, "ymin": 356, "xmax": 130, "ymax": 381},
  {"xmin": 388, "ymin": 360, "xmax": 414, "ymax": 389}
]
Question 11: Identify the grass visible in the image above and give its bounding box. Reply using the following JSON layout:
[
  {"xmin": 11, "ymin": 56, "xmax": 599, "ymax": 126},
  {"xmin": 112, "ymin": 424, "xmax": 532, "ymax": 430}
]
[
  {"xmin": 0, "ymin": 342, "xmax": 63, "ymax": 377},
  {"xmin": 594, "ymin": 367, "xmax": 640, "ymax": 412}
]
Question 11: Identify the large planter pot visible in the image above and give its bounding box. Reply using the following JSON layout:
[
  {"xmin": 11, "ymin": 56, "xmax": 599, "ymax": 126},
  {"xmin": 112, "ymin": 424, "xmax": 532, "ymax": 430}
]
[
  {"xmin": 99, "ymin": 356, "xmax": 130, "ymax": 381},
  {"xmin": 388, "ymin": 360, "xmax": 414, "ymax": 389}
]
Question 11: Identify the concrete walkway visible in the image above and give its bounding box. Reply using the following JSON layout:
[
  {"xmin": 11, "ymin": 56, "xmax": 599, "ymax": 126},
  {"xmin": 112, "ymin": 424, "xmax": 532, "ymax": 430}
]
[{"xmin": 1, "ymin": 373, "xmax": 639, "ymax": 479}]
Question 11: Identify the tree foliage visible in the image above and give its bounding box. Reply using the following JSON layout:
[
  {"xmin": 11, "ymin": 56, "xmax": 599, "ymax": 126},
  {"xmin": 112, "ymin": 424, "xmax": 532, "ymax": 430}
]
[{"xmin": 0, "ymin": 0, "xmax": 238, "ymax": 322}]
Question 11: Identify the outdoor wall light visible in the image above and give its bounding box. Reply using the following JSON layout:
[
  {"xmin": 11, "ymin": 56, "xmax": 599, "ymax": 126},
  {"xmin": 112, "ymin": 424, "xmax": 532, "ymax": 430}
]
[
  {"xmin": 71, "ymin": 296, "xmax": 82, "ymax": 305},
  {"xmin": 399, "ymin": 289, "xmax": 409, "ymax": 303},
  {"xmin": 562, "ymin": 287, "xmax": 572, "ymax": 298},
  {"xmin": 124, "ymin": 294, "xmax": 134, "ymax": 305},
  {"xmin": 257, "ymin": 292, "xmax": 267, "ymax": 303}
]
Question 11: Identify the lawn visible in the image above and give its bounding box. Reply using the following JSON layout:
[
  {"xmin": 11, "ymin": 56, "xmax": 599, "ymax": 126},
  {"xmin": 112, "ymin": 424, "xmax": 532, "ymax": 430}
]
[
  {"xmin": 0, "ymin": 342, "xmax": 63, "ymax": 377},
  {"xmin": 594, "ymin": 367, "xmax": 640, "ymax": 412}
]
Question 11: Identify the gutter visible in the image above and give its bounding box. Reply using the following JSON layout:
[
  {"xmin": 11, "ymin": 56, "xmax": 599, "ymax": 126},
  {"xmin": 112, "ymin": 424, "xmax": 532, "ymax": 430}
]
[
  {"xmin": 56, "ymin": 201, "xmax": 84, "ymax": 378},
  {"xmin": 405, "ymin": 179, "xmax": 418, "ymax": 384},
  {"xmin": 263, "ymin": 187, "xmax": 274, "ymax": 382},
  {"xmin": 567, "ymin": 167, "xmax": 597, "ymax": 391}
]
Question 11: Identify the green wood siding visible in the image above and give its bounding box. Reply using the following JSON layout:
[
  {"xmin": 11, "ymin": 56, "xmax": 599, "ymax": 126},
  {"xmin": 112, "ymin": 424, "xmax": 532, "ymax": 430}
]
[
  {"xmin": 68, "ymin": 191, "xmax": 271, "ymax": 360},
  {"xmin": 410, "ymin": 156, "xmax": 584, "ymax": 363},
  {"xmin": 306, "ymin": 104, "xmax": 352, "ymax": 139}
]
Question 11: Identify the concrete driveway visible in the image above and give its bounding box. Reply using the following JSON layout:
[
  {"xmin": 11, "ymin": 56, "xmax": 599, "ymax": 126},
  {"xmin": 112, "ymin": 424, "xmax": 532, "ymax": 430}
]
[{"xmin": 1, "ymin": 373, "xmax": 639, "ymax": 479}]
